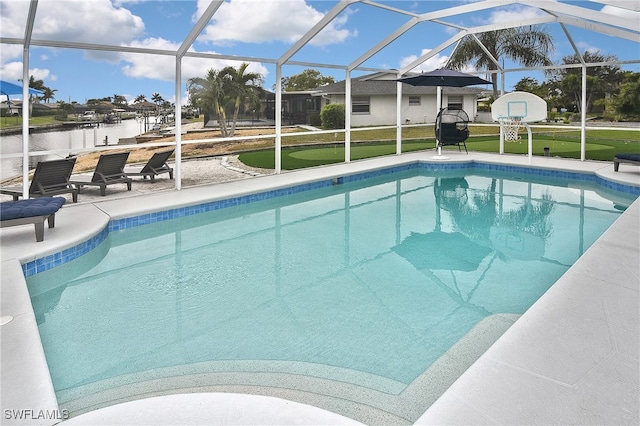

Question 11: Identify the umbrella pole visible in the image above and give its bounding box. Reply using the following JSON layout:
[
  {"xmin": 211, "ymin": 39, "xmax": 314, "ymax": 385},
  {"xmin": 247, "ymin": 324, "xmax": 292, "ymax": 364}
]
[
  {"xmin": 432, "ymin": 87, "xmax": 448, "ymax": 160},
  {"xmin": 437, "ymin": 86, "xmax": 442, "ymax": 156}
]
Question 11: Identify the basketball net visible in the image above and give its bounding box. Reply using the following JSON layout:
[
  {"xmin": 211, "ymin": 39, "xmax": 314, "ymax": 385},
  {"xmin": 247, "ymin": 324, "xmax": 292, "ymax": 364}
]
[{"xmin": 498, "ymin": 116, "xmax": 523, "ymax": 141}]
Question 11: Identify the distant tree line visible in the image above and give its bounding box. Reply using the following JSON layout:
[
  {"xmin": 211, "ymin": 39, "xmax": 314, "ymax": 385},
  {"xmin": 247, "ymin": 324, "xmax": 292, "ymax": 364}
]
[
  {"xmin": 514, "ymin": 52, "xmax": 640, "ymax": 120},
  {"xmin": 448, "ymin": 27, "xmax": 639, "ymax": 121}
]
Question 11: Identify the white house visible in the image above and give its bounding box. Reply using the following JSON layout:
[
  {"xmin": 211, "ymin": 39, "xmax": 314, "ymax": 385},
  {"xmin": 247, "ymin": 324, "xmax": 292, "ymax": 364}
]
[{"xmin": 312, "ymin": 72, "xmax": 484, "ymax": 127}]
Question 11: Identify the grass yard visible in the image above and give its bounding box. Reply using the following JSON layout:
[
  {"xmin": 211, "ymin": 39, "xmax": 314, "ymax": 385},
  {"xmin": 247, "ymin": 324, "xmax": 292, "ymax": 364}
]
[
  {"xmin": 240, "ymin": 126, "xmax": 639, "ymax": 170},
  {"xmin": 240, "ymin": 141, "xmax": 433, "ymax": 169}
]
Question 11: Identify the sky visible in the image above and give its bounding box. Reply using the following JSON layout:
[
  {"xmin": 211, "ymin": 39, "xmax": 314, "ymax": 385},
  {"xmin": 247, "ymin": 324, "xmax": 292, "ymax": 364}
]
[{"xmin": 0, "ymin": 0, "xmax": 638, "ymax": 106}]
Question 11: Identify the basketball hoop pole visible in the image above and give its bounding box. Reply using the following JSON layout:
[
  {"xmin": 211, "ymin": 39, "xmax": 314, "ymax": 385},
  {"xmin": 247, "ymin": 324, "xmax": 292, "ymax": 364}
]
[{"xmin": 525, "ymin": 122, "xmax": 532, "ymax": 163}]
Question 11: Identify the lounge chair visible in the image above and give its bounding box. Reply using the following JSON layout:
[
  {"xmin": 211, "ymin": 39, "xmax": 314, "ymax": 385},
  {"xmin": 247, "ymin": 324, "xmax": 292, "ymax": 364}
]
[
  {"xmin": 0, "ymin": 196, "xmax": 66, "ymax": 242},
  {"xmin": 614, "ymin": 153, "xmax": 640, "ymax": 172},
  {"xmin": 69, "ymin": 152, "xmax": 132, "ymax": 196},
  {"xmin": 124, "ymin": 149, "xmax": 174, "ymax": 182},
  {"xmin": 0, "ymin": 158, "xmax": 79, "ymax": 203}
]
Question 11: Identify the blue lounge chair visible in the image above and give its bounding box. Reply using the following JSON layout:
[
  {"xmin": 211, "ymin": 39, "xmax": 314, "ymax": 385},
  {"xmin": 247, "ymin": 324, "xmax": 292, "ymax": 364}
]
[
  {"xmin": 0, "ymin": 196, "xmax": 66, "ymax": 242},
  {"xmin": 614, "ymin": 153, "xmax": 640, "ymax": 172}
]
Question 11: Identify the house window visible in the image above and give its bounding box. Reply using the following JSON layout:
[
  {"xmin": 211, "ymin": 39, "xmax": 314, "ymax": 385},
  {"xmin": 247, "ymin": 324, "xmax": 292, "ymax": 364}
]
[
  {"xmin": 306, "ymin": 97, "xmax": 320, "ymax": 112},
  {"xmin": 447, "ymin": 96, "xmax": 463, "ymax": 110},
  {"xmin": 409, "ymin": 96, "xmax": 421, "ymax": 106},
  {"xmin": 352, "ymin": 96, "xmax": 370, "ymax": 114}
]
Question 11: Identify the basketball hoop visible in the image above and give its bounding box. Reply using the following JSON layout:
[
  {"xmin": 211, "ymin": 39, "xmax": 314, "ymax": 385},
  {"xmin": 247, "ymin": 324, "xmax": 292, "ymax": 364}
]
[
  {"xmin": 498, "ymin": 116, "xmax": 523, "ymax": 141},
  {"xmin": 492, "ymin": 92, "xmax": 547, "ymax": 163}
]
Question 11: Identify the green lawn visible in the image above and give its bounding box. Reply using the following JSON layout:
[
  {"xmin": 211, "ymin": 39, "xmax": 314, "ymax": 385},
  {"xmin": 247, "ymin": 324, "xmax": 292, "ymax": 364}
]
[
  {"xmin": 240, "ymin": 128, "xmax": 639, "ymax": 170},
  {"xmin": 241, "ymin": 141, "xmax": 436, "ymax": 169},
  {"xmin": 1, "ymin": 115, "xmax": 60, "ymax": 128}
]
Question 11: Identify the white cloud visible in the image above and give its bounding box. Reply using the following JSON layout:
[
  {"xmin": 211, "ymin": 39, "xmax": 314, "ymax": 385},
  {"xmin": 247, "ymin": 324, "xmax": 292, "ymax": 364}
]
[
  {"xmin": 2, "ymin": 0, "xmax": 272, "ymax": 95},
  {"xmin": 30, "ymin": 67, "xmax": 52, "ymax": 82},
  {"xmin": 486, "ymin": 5, "xmax": 546, "ymax": 25},
  {"xmin": 576, "ymin": 41, "xmax": 600, "ymax": 54},
  {"xmin": 33, "ymin": 0, "xmax": 145, "ymax": 45},
  {"xmin": 312, "ymin": 8, "xmax": 357, "ymax": 46},
  {"xmin": 1, "ymin": 0, "xmax": 145, "ymax": 81},
  {"xmin": 0, "ymin": 61, "xmax": 51, "ymax": 89},
  {"xmin": 113, "ymin": 0, "xmax": 146, "ymax": 6},
  {"xmin": 0, "ymin": 44, "xmax": 23, "ymax": 62},
  {"xmin": 399, "ymin": 48, "xmax": 481, "ymax": 74},
  {"xmin": 0, "ymin": 1, "xmax": 30, "ymax": 39},
  {"xmin": 0, "ymin": 62, "xmax": 28, "ymax": 82},
  {"xmin": 120, "ymin": 37, "xmax": 180, "ymax": 80},
  {"xmin": 400, "ymin": 49, "xmax": 449, "ymax": 73},
  {"xmin": 196, "ymin": 0, "xmax": 356, "ymax": 46},
  {"xmin": 120, "ymin": 37, "xmax": 269, "ymax": 84}
]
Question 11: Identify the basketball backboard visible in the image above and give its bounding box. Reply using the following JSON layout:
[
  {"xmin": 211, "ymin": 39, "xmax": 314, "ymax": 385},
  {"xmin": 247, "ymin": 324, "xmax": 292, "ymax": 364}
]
[{"xmin": 491, "ymin": 91, "xmax": 547, "ymax": 123}]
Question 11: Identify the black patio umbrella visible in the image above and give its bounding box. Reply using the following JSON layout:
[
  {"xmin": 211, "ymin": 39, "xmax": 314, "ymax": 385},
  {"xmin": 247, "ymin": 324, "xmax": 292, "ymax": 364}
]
[
  {"xmin": 397, "ymin": 68, "xmax": 491, "ymax": 87},
  {"xmin": 398, "ymin": 69, "xmax": 490, "ymax": 156}
]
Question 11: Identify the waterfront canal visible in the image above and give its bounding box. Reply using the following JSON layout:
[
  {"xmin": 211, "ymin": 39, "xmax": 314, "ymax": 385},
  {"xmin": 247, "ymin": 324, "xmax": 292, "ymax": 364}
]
[{"xmin": 0, "ymin": 119, "xmax": 152, "ymax": 181}]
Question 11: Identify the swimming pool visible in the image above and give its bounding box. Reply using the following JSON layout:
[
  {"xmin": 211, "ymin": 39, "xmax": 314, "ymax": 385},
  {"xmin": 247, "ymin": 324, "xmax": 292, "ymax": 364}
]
[{"xmin": 25, "ymin": 162, "xmax": 638, "ymax": 423}]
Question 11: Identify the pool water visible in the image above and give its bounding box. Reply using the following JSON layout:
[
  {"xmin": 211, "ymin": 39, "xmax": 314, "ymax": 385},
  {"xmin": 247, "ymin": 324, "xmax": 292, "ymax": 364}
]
[{"xmin": 27, "ymin": 168, "xmax": 635, "ymax": 414}]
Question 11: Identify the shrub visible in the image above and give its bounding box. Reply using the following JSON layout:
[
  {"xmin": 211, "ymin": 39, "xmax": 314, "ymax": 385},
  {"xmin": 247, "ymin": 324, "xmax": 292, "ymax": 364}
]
[
  {"xmin": 54, "ymin": 112, "xmax": 69, "ymax": 121},
  {"xmin": 308, "ymin": 112, "xmax": 321, "ymax": 127},
  {"xmin": 320, "ymin": 104, "xmax": 345, "ymax": 129}
]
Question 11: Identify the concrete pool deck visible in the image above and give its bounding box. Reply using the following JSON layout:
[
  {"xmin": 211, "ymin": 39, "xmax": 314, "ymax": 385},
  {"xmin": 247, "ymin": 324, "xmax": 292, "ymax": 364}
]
[{"xmin": 1, "ymin": 151, "xmax": 638, "ymax": 425}]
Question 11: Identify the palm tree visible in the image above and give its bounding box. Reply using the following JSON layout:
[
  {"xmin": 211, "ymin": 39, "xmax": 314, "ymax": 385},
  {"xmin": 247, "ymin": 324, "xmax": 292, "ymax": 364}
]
[
  {"xmin": 151, "ymin": 92, "xmax": 163, "ymax": 105},
  {"xmin": 219, "ymin": 62, "xmax": 264, "ymax": 136},
  {"xmin": 188, "ymin": 63, "xmax": 265, "ymax": 137},
  {"xmin": 112, "ymin": 94, "xmax": 127, "ymax": 107},
  {"xmin": 188, "ymin": 68, "xmax": 230, "ymax": 136},
  {"xmin": 134, "ymin": 94, "xmax": 147, "ymax": 104},
  {"xmin": 41, "ymin": 87, "xmax": 57, "ymax": 103},
  {"xmin": 151, "ymin": 92, "xmax": 164, "ymax": 115},
  {"xmin": 447, "ymin": 27, "xmax": 554, "ymax": 97},
  {"xmin": 28, "ymin": 75, "xmax": 45, "ymax": 91}
]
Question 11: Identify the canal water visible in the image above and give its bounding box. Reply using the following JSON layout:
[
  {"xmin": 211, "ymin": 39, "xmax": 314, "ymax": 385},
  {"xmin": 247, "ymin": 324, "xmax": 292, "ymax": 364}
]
[{"xmin": 0, "ymin": 119, "xmax": 152, "ymax": 181}]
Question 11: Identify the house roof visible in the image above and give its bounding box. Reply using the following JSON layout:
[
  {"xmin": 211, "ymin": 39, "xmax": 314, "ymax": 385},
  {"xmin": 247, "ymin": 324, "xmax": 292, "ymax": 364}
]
[
  {"xmin": 312, "ymin": 73, "xmax": 485, "ymax": 96},
  {"xmin": 131, "ymin": 100, "xmax": 158, "ymax": 110}
]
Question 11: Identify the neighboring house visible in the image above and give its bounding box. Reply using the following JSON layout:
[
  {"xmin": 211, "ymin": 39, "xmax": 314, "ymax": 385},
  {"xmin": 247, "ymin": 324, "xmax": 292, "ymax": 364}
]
[
  {"xmin": 280, "ymin": 91, "xmax": 322, "ymax": 125},
  {"xmin": 129, "ymin": 100, "xmax": 158, "ymax": 114},
  {"xmin": 0, "ymin": 100, "xmax": 20, "ymax": 116},
  {"xmin": 311, "ymin": 72, "xmax": 484, "ymax": 127},
  {"xmin": 73, "ymin": 102, "xmax": 119, "ymax": 116},
  {"xmin": 2, "ymin": 100, "xmax": 54, "ymax": 116}
]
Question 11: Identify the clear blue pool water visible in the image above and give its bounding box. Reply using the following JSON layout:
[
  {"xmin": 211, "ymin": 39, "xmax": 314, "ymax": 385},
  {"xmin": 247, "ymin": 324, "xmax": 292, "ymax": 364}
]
[{"xmin": 27, "ymin": 167, "xmax": 636, "ymax": 406}]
